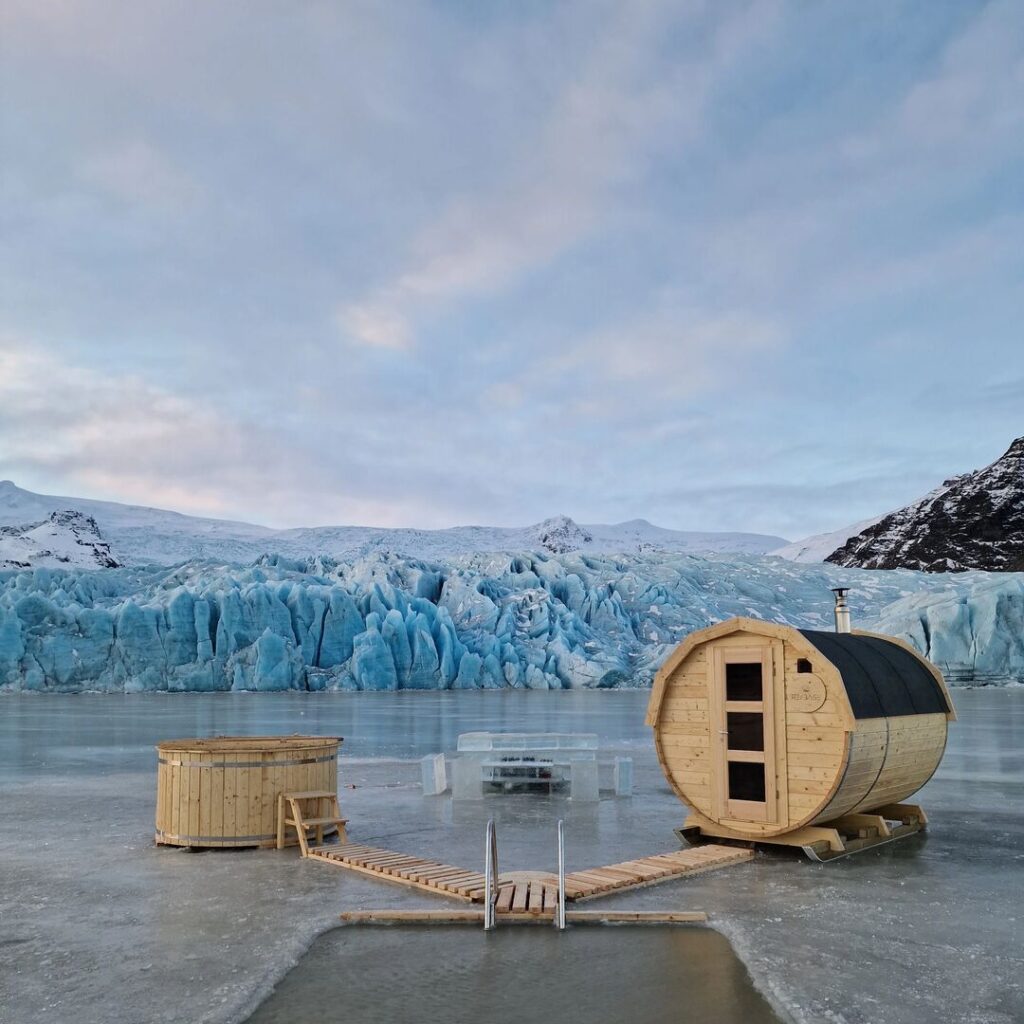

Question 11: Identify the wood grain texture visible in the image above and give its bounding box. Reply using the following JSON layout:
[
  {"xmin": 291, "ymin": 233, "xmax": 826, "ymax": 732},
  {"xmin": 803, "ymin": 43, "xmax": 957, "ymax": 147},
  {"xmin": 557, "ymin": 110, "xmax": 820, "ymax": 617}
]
[
  {"xmin": 650, "ymin": 619, "xmax": 949, "ymax": 841},
  {"xmin": 155, "ymin": 736, "xmax": 341, "ymax": 848}
]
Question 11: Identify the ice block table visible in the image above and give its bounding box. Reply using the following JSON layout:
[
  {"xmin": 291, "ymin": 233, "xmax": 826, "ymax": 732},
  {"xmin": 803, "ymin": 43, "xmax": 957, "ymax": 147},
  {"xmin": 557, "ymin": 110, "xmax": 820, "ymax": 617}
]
[{"xmin": 449, "ymin": 732, "xmax": 631, "ymax": 801}]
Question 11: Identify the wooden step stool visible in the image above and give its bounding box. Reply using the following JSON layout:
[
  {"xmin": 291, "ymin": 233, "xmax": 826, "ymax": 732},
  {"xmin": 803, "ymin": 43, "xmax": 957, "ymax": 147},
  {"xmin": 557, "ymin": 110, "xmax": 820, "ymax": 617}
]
[{"xmin": 277, "ymin": 791, "xmax": 348, "ymax": 856}]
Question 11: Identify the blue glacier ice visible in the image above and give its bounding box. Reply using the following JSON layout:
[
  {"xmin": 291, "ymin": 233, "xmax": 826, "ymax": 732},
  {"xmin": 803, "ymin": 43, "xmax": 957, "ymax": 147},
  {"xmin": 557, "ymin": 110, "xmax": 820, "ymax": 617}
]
[{"xmin": 0, "ymin": 549, "xmax": 1021, "ymax": 692}]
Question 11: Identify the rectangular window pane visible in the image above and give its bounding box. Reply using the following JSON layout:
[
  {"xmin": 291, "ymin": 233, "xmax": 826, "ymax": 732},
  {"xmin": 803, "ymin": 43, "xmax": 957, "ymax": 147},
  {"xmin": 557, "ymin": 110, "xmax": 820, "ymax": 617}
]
[
  {"xmin": 728, "ymin": 760, "xmax": 766, "ymax": 802},
  {"xmin": 727, "ymin": 712, "xmax": 764, "ymax": 751},
  {"xmin": 725, "ymin": 662, "xmax": 762, "ymax": 701}
]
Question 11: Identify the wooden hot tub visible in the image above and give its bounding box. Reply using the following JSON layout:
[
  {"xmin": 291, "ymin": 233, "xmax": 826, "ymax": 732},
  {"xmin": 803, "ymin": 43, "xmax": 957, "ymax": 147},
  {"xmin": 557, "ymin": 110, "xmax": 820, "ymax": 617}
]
[{"xmin": 155, "ymin": 735, "xmax": 341, "ymax": 848}]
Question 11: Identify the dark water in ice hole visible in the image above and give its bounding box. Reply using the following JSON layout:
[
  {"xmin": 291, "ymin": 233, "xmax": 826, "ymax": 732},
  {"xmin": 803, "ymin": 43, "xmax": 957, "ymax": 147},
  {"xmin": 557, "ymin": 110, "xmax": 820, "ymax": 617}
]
[{"xmin": 245, "ymin": 925, "xmax": 780, "ymax": 1024}]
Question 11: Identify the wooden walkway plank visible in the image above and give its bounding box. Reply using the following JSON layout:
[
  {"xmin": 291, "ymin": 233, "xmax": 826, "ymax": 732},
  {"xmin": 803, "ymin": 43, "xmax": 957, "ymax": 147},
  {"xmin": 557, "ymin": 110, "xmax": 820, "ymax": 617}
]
[
  {"xmin": 527, "ymin": 882, "xmax": 544, "ymax": 915},
  {"xmin": 511, "ymin": 884, "xmax": 528, "ymax": 913},
  {"xmin": 339, "ymin": 909, "xmax": 708, "ymax": 925}
]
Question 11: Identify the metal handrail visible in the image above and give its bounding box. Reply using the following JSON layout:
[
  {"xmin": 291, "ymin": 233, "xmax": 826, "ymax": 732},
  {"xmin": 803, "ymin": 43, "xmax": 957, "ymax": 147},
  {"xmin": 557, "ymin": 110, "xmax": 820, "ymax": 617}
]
[
  {"xmin": 483, "ymin": 818, "xmax": 499, "ymax": 930},
  {"xmin": 554, "ymin": 818, "xmax": 566, "ymax": 930}
]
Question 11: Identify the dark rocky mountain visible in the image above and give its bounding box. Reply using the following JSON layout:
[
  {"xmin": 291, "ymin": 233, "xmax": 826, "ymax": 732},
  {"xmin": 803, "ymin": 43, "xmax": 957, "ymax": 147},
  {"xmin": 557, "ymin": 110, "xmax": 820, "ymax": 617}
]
[{"xmin": 826, "ymin": 437, "xmax": 1024, "ymax": 572}]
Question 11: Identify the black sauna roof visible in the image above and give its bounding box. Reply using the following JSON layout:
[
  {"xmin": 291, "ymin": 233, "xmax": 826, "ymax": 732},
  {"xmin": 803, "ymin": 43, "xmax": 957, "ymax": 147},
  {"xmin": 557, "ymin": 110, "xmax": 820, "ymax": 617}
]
[{"xmin": 798, "ymin": 630, "xmax": 951, "ymax": 720}]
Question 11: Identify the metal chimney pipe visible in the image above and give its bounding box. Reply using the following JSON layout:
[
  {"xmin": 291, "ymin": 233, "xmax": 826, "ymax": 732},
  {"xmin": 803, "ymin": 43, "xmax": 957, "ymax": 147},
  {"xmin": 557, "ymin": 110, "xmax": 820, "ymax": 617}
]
[{"xmin": 831, "ymin": 587, "xmax": 851, "ymax": 634}]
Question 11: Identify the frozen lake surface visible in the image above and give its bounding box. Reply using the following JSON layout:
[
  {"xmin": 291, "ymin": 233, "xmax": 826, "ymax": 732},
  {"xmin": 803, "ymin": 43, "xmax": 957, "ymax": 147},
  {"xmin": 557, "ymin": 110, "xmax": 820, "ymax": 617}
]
[{"xmin": 1, "ymin": 689, "xmax": 1022, "ymax": 1024}]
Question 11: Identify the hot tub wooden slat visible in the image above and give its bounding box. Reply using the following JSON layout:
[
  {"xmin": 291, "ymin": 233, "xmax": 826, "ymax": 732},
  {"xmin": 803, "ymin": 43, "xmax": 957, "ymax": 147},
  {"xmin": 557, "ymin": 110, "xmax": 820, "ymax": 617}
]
[{"xmin": 199, "ymin": 752, "xmax": 212, "ymax": 839}]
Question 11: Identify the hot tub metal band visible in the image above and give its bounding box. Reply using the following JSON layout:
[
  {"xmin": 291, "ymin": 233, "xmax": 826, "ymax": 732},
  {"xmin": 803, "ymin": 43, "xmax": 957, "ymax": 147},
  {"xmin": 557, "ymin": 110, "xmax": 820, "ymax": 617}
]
[
  {"xmin": 157, "ymin": 754, "xmax": 336, "ymax": 768},
  {"xmin": 156, "ymin": 830, "xmax": 291, "ymax": 843}
]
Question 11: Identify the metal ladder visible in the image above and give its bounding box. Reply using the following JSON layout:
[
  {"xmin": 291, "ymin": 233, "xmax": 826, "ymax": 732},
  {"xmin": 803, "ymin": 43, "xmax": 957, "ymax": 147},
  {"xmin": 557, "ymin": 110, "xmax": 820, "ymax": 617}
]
[{"xmin": 483, "ymin": 818, "xmax": 566, "ymax": 931}]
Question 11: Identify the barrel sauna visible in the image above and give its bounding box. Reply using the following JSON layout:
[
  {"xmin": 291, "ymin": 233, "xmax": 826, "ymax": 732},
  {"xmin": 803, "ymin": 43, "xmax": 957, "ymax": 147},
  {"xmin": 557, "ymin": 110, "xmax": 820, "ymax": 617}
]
[
  {"xmin": 645, "ymin": 617, "xmax": 955, "ymax": 858},
  {"xmin": 155, "ymin": 735, "xmax": 341, "ymax": 849}
]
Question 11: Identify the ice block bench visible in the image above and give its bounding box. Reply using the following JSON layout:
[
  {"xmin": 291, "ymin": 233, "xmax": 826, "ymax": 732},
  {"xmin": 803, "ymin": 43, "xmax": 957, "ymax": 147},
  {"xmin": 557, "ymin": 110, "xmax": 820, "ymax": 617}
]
[{"xmin": 448, "ymin": 732, "xmax": 632, "ymax": 801}]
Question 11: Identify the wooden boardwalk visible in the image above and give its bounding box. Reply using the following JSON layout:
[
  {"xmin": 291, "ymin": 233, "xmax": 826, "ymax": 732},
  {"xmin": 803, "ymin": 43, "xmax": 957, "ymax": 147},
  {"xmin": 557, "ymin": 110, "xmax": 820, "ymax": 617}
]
[
  {"xmin": 308, "ymin": 842, "xmax": 487, "ymax": 901},
  {"xmin": 561, "ymin": 845, "xmax": 753, "ymax": 900},
  {"xmin": 307, "ymin": 840, "xmax": 752, "ymax": 912}
]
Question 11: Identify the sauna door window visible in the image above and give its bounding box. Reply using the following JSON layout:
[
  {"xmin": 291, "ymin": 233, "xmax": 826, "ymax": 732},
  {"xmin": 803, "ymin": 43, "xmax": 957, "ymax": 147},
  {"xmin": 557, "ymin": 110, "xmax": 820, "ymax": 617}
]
[{"xmin": 713, "ymin": 649, "xmax": 777, "ymax": 824}]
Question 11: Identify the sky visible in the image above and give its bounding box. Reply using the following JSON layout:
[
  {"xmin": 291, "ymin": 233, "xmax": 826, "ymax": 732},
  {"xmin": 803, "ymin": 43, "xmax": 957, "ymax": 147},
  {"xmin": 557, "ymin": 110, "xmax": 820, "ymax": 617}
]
[{"xmin": 1, "ymin": 1, "xmax": 1022, "ymax": 541}]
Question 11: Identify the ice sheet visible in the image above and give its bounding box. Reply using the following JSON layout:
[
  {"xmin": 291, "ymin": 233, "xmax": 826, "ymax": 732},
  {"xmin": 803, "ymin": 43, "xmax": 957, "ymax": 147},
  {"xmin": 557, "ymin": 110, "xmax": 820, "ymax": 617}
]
[{"xmin": 0, "ymin": 689, "xmax": 1021, "ymax": 1024}]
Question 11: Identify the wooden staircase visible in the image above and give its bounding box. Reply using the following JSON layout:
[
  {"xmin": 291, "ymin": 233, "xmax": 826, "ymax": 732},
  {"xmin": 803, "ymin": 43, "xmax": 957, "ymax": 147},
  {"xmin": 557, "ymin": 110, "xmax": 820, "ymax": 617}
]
[{"xmin": 276, "ymin": 791, "xmax": 348, "ymax": 855}]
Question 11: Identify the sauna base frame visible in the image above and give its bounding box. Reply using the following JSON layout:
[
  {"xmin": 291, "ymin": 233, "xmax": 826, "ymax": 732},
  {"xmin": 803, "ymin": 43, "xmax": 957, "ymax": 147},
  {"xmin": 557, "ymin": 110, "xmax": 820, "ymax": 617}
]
[{"xmin": 678, "ymin": 803, "xmax": 928, "ymax": 863}]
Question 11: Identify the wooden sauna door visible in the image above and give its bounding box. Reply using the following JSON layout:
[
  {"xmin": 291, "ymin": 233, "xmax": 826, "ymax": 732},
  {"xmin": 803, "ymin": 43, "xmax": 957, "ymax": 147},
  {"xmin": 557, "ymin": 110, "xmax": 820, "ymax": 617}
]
[{"xmin": 710, "ymin": 645, "xmax": 777, "ymax": 824}]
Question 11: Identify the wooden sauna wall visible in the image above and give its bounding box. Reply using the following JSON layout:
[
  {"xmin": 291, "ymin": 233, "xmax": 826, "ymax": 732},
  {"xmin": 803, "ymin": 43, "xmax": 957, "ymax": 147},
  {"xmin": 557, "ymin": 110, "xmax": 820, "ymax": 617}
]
[
  {"xmin": 779, "ymin": 639, "xmax": 850, "ymax": 832},
  {"xmin": 155, "ymin": 739, "xmax": 338, "ymax": 848},
  {"xmin": 654, "ymin": 631, "xmax": 853, "ymax": 837},
  {"xmin": 813, "ymin": 713, "xmax": 947, "ymax": 822}
]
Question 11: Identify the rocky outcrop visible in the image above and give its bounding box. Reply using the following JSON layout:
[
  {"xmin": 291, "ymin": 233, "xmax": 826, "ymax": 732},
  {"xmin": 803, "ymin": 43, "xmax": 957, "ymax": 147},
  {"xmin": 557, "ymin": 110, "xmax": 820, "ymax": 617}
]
[
  {"xmin": 529, "ymin": 515, "xmax": 594, "ymax": 554},
  {"xmin": 827, "ymin": 438, "xmax": 1024, "ymax": 572},
  {"xmin": 0, "ymin": 510, "xmax": 120, "ymax": 570}
]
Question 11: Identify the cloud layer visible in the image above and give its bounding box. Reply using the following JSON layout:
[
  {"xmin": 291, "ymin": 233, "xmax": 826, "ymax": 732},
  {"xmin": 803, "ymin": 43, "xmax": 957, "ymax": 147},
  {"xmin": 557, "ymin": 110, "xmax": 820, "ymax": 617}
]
[{"xmin": 1, "ymin": 1, "xmax": 1022, "ymax": 536}]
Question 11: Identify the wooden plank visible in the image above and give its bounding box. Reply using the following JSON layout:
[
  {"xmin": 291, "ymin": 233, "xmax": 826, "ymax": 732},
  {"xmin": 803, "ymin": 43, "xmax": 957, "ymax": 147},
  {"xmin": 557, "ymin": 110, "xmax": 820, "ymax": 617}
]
[
  {"xmin": 528, "ymin": 882, "xmax": 544, "ymax": 915},
  {"xmin": 389, "ymin": 862, "xmax": 450, "ymax": 878},
  {"xmin": 787, "ymin": 751, "xmax": 844, "ymax": 768},
  {"xmin": 332, "ymin": 843, "xmax": 383, "ymax": 856},
  {"xmin": 511, "ymin": 884, "xmax": 528, "ymax": 913},
  {"xmin": 258, "ymin": 761, "xmax": 272, "ymax": 843},
  {"xmin": 198, "ymin": 752, "xmax": 212, "ymax": 842},
  {"xmin": 339, "ymin": 909, "xmax": 708, "ymax": 925},
  {"xmin": 447, "ymin": 873, "xmax": 487, "ymax": 889},
  {"xmin": 616, "ymin": 859, "xmax": 672, "ymax": 878},
  {"xmin": 210, "ymin": 754, "xmax": 225, "ymax": 841},
  {"xmin": 559, "ymin": 877, "xmax": 601, "ymax": 897},
  {"xmin": 365, "ymin": 853, "xmax": 421, "ymax": 867},
  {"xmin": 495, "ymin": 885, "xmax": 514, "ymax": 914},
  {"xmin": 567, "ymin": 910, "xmax": 707, "ymax": 924},
  {"xmin": 401, "ymin": 865, "xmax": 464, "ymax": 882},
  {"xmin": 786, "ymin": 711, "xmax": 846, "ymax": 728},
  {"xmin": 340, "ymin": 909, "xmax": 485, "ymax": 924},
  {"xmin": 659, "ymin": 733, "xmax": 711, "ymax": 747},
  {"xmin": 350, "ymin": 852, "xmax": 402, "ymax": 866},
  {"xmin": 567, "ymin": 870, "xmax": 626, "ymax": 888},
  {"xmin": 235, "ymin": 761, "xmax": 248, "ymax": 844},
  {"xmin": 586, "ymin": 865, "xmax": 645, "ymax": 883},
  {"xmin": 188, "ymin": 757, "xmax": 200, "ymax": 843},
  {"xmin": 788, "ymin": 764, "xmax": 837, "ymax": 781},
  {"xmin": 658, "ymin": 721, "xmax": 709, "ymax": 737},
  {"xmin": 378, "ymin": 858, "xmax": 429, "ymax": 874},
  {"xmin": 423, "ymin": 871, "xmax": 479, "ymax": 888},
  {"xmin": 430, "ymin": 872, "xmax": 482, "ymax": 890},
  {"xmin": 308, "ymin": 854, "xmax": 476, "ymax": 902},
  {"xmin": 359, "ymin": 853, "xmax": 415, "ymax": 867}
]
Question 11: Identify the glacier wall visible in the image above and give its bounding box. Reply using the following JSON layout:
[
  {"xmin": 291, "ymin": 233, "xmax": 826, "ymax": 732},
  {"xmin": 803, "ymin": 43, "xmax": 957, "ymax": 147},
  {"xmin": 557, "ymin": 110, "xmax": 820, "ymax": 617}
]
[
  {"xmin": 874, "ymin": 575, "xmax": 1024, "ymax": 685},
  {"xmin": 0, "ymin": 550, "xmax": 1021, "ymax": 693}
]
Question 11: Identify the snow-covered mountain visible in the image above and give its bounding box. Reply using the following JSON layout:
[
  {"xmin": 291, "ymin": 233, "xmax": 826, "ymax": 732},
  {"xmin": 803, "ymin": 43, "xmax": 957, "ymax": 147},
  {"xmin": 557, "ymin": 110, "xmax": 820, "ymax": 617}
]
[
  {"xmin": 827, "ymin": 437, "xmax": 1024, "ymax": 572},
  {"xmin": 0, "ymin": 510, "xmax": 120, "ymax": 570},
  {"xmin": 771, "ymin": 517, "xmax": 882, "ymax": 563},
  {"xmin": 0, "ymin": 482, "xmax": 787, "ymax": 567}
]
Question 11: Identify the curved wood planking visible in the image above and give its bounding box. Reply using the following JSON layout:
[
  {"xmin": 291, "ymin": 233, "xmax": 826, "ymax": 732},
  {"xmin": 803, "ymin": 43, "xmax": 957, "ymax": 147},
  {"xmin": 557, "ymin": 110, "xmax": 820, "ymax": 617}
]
[
  {"xmin": 155, "ymin": 736, "xmax": 340, "ymax": 848},
  {"xmin": 652, "ymin": 622, "xmax": 949, "ymax": 840}
]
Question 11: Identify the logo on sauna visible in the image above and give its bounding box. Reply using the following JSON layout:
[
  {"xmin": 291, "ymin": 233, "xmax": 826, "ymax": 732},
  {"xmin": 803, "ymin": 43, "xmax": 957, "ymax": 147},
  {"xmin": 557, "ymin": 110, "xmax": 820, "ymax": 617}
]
[{"xmin": 786, "ymin": 675, "xmax": 828, "ymax": 712}]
